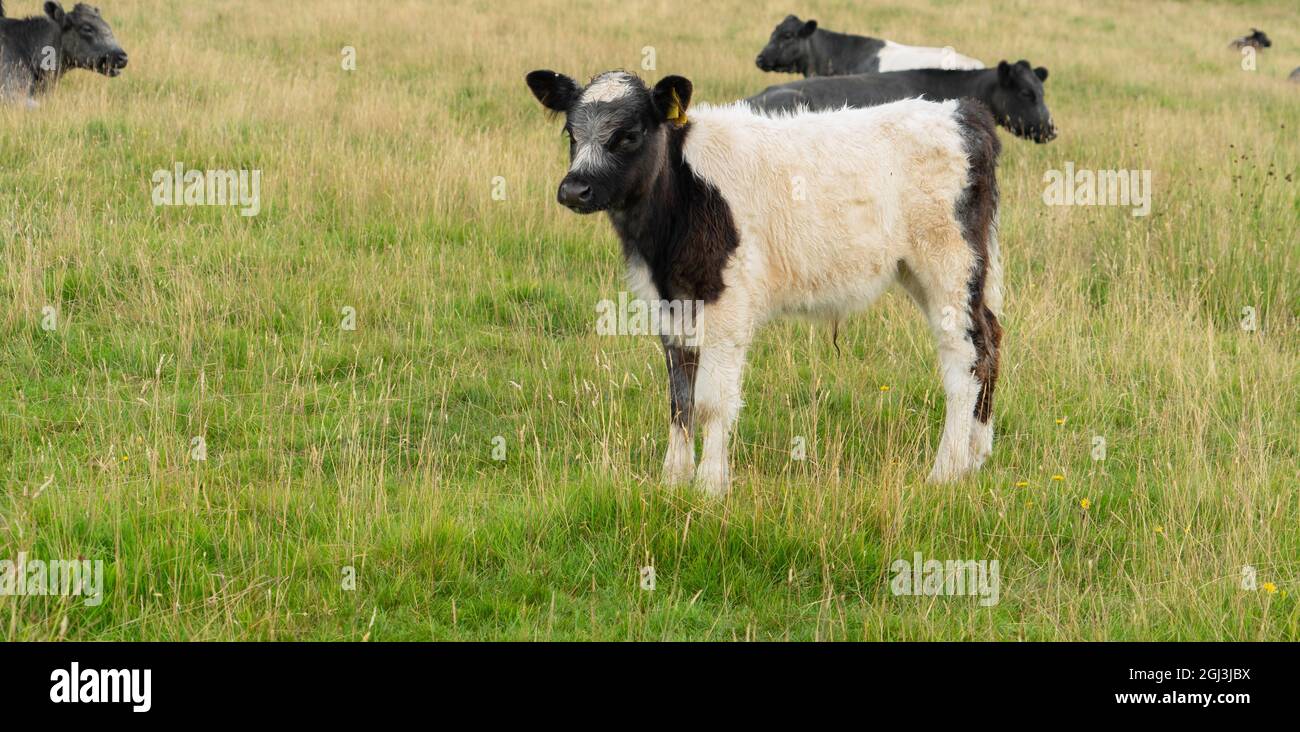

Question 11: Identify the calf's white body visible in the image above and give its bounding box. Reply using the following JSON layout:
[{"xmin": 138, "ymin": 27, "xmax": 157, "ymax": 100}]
[{"xmin": 646, "ymin": 100, "xmax": 999, "ymax": 493}]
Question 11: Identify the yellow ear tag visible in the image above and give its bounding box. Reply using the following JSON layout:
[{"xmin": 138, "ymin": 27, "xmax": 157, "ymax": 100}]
[{"xmin": 667, "ymin": 89, "xmax": 688, "ymax": 125}]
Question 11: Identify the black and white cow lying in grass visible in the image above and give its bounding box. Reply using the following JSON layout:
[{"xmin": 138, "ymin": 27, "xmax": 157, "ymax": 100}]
[
  {"xmin": 0, "ymin": 1, "xmax": 128, "ymax": 106},
  {"xmin": 526, "ymin": 69, "xmax": 1004, "ymax": 495},
  {"xmin": 747, "ymin": 61, "xmax": 1058, "ymax": 144},
  {"xmin": 756, "ymin": 14, "xmax": 984, "ymax": 77}
]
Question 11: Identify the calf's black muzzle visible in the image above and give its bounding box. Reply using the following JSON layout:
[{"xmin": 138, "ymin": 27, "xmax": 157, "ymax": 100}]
[{"xmin": 557, "ymin": 177, "xmax": 595, "ymax": 213}]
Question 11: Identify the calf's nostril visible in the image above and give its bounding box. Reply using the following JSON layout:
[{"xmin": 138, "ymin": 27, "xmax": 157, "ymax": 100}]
[{"xmin": 557, "ymin": 180, "xmax": 593, "ymax": 208}]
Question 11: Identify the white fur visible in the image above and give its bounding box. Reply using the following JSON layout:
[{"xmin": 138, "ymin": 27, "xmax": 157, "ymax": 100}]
[
  {"xmin": 658, "ymin": 99, "xmax": 994, "ymax": 494},
  {"xmin": 663, "ymin": 424, "xmax": 695, "ymax": 485},
  {"xmin": 876, "ymin": 40, "xmax": 984, "ymax": 72},
  {"xmin": 580, "ymin": 72, "xmax": 636, "ymax": 103},
  {"xmin": 624, "ymin": 255, "xmax": 660, "ymax": 304}
]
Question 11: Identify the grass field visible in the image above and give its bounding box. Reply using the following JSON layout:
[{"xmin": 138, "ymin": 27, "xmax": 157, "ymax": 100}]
[{"xmin": 1, "ymin": 0, "xmax": 1297, "ymax": 641}]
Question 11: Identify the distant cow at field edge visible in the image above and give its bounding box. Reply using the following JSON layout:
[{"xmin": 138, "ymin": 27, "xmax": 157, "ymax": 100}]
[
  {"xmin": 1229, "ymin": 29, "xmax": 1271, "ymax": 50},
  {"xmin": 756, "ymin": 14, "xmax": 983, "ymax": 77},
  {"xmin": 748, "ymin": 60, "xmax": 1058, "ymax": 143},
  {"xmin": 0, "ymin": 1, "xmax": 128, "ymax": 106}
]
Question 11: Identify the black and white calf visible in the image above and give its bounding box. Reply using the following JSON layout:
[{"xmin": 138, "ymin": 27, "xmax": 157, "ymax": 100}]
[
  {"xmin": 756, "ymin": 14, "xmax": 984, "ymax": 77},
  {"xmin": 527, "ymin": 70, "xmax": 1003, "ymax": 495},
  {"xmin": 748, "ymin": 61, "xmax": 1057, "ymax": 144},
  {"xmin": 0, "ymin": 2, "xmax": 128, "ymax": 106}
]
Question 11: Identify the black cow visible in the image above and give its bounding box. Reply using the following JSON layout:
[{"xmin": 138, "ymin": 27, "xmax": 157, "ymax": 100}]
[
  {"xmin": 0, "ymin": 2, "xmax": 128, "ymax": 106},
  {"xmin": 755, "ymin": 14, "xmax": 983, "ymax": 77},
  {"xmin": 747, "ymin": 60, "xmax": 1057, "ymax": 143}
]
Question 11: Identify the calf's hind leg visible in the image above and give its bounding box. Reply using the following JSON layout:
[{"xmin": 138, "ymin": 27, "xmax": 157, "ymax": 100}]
[{"xmin": 903, "ymin": 249, "xmax": 983, "ymax": 483}]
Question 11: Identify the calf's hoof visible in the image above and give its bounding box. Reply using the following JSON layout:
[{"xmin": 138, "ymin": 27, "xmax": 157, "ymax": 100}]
[
  {"xmin": 969, "ymin": 421, "xmax": 994, "ymax": 471},
  {"xmin": 662, "ymin": 450, "xmax": 695, "ymax": 487},
  {"xmin": 927, "ymin": 455, "xmax": 975, "ymax": 484},
  {"xmin": 694, "ymin": 460, "xmax": 730, "ymax": 498}
]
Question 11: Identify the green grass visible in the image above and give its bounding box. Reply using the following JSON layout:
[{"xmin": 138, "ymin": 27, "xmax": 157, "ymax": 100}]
[{"xmin": 0, "ymin": 0, "xmax": 1297, "ymax": 640}]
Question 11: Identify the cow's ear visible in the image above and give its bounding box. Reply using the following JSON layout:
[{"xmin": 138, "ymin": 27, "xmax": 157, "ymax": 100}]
[
  {"xmin": 652, "ymin": 75, "xmax": 693, "ymax": 125},
  {"xmin": 996, "ymin": 61, "xmax": 1012, "ymax": 85},
  {"xmin": 799, "ymin": 20, "xmax": 818, "ymax": 37},
  {"xmin": 1034, "ymin": 66, "xmax": 1048, "ymax": 81},
  {"xmin": 526, "ymin": 70, "xmax": 579, "ymax": 113},
  {"xmin": 44, "ymin": 1, "xmax": 67, "ymax": 24}
]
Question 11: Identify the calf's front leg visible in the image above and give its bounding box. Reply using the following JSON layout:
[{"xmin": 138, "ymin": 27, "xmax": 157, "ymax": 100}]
[
  {"xmin": 661, "ymin": 338, "xmax": 698, "ymax": 485},
  {"xmin": 692, "ymin": 342, "xmax": 748, "ymax": 497}
]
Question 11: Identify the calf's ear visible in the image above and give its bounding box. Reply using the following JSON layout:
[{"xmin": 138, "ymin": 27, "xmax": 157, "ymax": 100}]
[
  {"xmin": 996, "ymin": 61, "xmax": 1012, "ymax": 85},
  {"xmin": 526, "ymin": 70, "xmax": 579, "ymax": 113},
  {"xmin": 799, "ymin": 20, "xmax": 818, "ymax": 37},
  {"xmin": 44, "ymin": 1, "xmax": 66, "ymax": 23},
  {"xmin": 1034, "ymin": 66, "xmax": 1049, "ymax": 81},
  {"xmin": 652, "ymin": 75, "xmax": 693, "ymax": 125}
]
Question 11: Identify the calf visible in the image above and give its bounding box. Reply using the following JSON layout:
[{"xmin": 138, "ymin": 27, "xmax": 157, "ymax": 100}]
[
  {"xmin": 756, "ymin": 14, "xmax": 983, "ymax": 77},
  {"xmin": 1229, "ymin": 29, "xmax": 1271, "ymax": 50},
  {"xmin": 526, "ymin": 69, "xmax": 1004, "ymax": 495},
  {"xmin": 0, "ymin": 2, "xmax": 128, "ymax": 106},
  {"xmin": 747, "ymin": 60, "xmax": 1057, "ymax": 143}
]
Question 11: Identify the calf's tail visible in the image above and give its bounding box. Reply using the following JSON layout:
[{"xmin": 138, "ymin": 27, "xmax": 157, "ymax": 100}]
[{"xmin": 952, "ymin": 99, "xmax": 1002, "ymax": 423}]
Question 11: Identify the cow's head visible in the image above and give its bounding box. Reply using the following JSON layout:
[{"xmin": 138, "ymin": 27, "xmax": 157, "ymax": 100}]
[
  {"xmin": 990, "ymin": 60, "xmax": 1056, "ymax": 143},
  {"xmin": 526, "ymin": 70, "xmax": 692, "ymax": 214},
  {"xmin": 46, "ymin": 2, "xmax": 128, "ymax": 77},
  {"xmin": 755, "ymin": 15, "xmax": 818, "ymax": 74}
]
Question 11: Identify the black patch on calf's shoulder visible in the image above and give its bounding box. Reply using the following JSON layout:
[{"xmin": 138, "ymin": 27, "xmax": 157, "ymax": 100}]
[
  {"xmin": 953, "ymin": 99, "xmax": 1003, "ymax": 424},
  {"xmin": 611, "ymin": 123, "xmax": 740, "ymax": 304}
]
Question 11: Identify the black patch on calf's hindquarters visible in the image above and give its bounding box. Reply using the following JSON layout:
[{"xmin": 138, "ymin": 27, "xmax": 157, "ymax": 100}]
[
  {"xmin": 610, "ymin": 123, "xmax": 740, "ymax": 304},
  {"xmin": 953, "ymin": 99, "xmax": 1003, "ymax": 424}
]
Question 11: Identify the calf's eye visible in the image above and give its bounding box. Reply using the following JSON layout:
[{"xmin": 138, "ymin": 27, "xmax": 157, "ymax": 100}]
[{"xmin": 611, "ymin": 131, "xmax": 642, "ymax": 151}]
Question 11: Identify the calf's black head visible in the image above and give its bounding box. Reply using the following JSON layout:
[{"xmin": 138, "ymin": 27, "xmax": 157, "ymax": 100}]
[
  {"xmin": 47, "ymin": 2, "xmax": 128, "ymax": 77},
  {"xmin": 526, "ymin": 70, "xmax": 692, "ymax": 214},
  {"xmin": 989, "ymin": 60, "xmax": 1056, "ymax": 143},
  {"xmin": 755, "ymin": 15, "xmax": 817, "ymax": 73}
]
